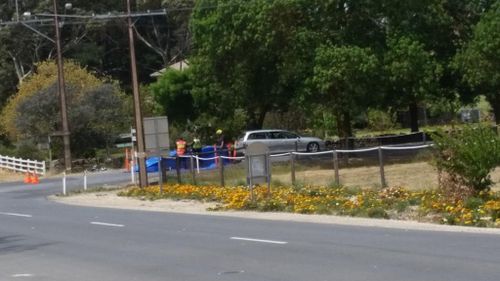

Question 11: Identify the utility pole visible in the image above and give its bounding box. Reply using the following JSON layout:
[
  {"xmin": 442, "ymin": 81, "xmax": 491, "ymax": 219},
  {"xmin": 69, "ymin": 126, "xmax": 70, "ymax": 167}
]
[
  {"xmin": 53, "ymin": 0, "xmax": 72, "ymax": 172},
  {"xmin": 127, "ymin": 0, "xmax": 148, "ymax": 188},
  {"xmin": 15, "ymin": 0, "xmax": 20, "ymax": 21}
]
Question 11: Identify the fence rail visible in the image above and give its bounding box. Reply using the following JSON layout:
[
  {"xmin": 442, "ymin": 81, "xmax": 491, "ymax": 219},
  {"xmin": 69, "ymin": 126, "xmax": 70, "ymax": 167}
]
[
  {"xmin": 0, "ymin": 155, "xmax": 46, "ymax": 175},
  {"xmin": 133, "ymin": 144, "xmax": 435, "ymax": 188}
]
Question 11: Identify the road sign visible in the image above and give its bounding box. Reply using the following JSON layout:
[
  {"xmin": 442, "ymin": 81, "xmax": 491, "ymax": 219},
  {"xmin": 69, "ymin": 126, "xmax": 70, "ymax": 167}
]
[{"xmin": 116, "ymin": 142, "xmax": 133, "ymax": 148}]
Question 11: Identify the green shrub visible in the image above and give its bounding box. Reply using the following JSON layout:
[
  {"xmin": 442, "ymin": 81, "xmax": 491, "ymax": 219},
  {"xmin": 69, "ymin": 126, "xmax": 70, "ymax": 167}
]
[
  {"xmin": 432, "ymin": 125, "xmax": 500, "ymax": 195},
  {"xmin": 367, "ymin": 207, "xmax": 389, "ymax": 219},
  {"xmin": 366, "ymin": 109, "xmax": 397, "ymax": 132},
  {"xmin": 464, "ymin": 197, "xmax": 484, "ymax": 210}
]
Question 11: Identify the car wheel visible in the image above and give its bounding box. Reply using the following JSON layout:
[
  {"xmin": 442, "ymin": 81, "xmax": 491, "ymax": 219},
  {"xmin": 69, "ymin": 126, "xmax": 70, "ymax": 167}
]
[{"xmin": 307, "ymin": 142, "xmax": 320, "ymax": 152}]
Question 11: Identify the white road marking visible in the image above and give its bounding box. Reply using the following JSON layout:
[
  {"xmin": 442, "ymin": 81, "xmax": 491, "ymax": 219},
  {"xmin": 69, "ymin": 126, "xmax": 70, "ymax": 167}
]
[
  {"xmin": 11, "ymin": 273, "xmax": 34, "ymax": 277},
  {"xmin": 90, "ymin": 221, "xmax": 124, "ymax": 228},
  {"xmin": 0, "ymin": 212, "xmax": 32, "ymax": 218},
  {"xmin": 230, "ymin": 237, "xmax": 288, "ymax": 245}
]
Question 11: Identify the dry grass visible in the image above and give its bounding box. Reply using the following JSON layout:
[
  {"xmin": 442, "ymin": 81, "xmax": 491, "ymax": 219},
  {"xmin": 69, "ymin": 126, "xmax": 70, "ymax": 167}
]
[
  {"xmin": 274, "ymin": 162, "xmax": 500, "ymax": 191},
  {"xmin": 0, "ymin": 170, "xmax": 24, "ymax": 182}
]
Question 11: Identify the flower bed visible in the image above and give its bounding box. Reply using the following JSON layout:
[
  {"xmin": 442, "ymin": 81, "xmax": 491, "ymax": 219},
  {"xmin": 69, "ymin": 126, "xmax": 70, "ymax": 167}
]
[{"xmin": 118, "ymin": 184, "xmax": 500, "ymax": 228}]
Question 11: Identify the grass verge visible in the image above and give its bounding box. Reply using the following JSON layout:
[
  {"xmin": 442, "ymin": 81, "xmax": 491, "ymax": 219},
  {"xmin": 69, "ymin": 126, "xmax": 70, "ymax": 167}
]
[{"xmin": 119, "ymin": 184, "xmax": 500, "ymax": 228}]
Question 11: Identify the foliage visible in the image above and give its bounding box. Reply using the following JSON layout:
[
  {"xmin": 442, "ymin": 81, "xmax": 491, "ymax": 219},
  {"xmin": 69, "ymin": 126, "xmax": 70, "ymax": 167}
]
[
  {"xmin": 0, "ymin": 0, "xmax": 499, "ymax": 142},
  {"xmin": 312, "ymin": 45, "xmax": 379, "ymax": 138},
  {"xmin": 191, "ymin": 0, "xmax": 306, "ymax": 129},
  {"xmin": 0, "ymin": 60, "xmax": 128, "ymax": 157},
  {"xmin": 454, "ymin": 2, "xmax": 500, "ymax": 125},
  {"xmin": 384, "ymin": 36, "xmax": 443, "ymax": 132},
  {"xmin": 432, "ymin": 125, "xmax": 500, "ymax": 195},
  {"xmin": 0, "ymin": 43, "xmax": 17, "ymax": 108},
  {"xmin": 366, "ymin": 109, "xmax": 397, "ymax": 132},
  {"xmin": 149, "ymin": 69, "xmax": 195, "ymax": 125},
  {"xmin": 120, "ymin": 184, "xmax": 500, "ymax": 227}
]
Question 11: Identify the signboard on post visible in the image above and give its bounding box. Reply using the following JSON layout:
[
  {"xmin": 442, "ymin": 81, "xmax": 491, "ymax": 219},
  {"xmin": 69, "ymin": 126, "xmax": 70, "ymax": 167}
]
[
  {"xmin": 143, "ymin": 116, "xmax": 170, "ymax": 157},
  {"xmin": 245, "ymin": 142, "xmax": 271, "ymax": 199}
]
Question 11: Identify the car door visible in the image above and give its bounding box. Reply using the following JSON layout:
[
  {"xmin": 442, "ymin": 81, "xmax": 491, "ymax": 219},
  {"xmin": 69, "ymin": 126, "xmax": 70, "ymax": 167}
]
[
  {"xmin": 282, "ymin": 131, "xmax": 300, "ymax": 152},
  {"xmin": 267, "ymin": 131, "xmax": 287, "ymax": 153},
  {"xmin": 246, "ymin": 132, "xmax": 269, "ymax": 148}
]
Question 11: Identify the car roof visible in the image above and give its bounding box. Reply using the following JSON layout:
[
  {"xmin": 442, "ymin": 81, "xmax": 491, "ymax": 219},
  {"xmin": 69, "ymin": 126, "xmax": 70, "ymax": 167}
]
[
  {"xmin": 244, "ymin": 129, "xmax": 287, "ymax": 134},
  {"xmin": 244, "ymin": 129, "xmax": 288, "ymax": 135}
]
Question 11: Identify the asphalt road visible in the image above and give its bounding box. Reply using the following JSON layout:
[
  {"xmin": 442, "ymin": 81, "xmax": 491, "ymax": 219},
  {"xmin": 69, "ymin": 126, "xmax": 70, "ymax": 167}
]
[{"xmin": 1, "ymin": 170, "xmax": 500, "ymax": 281}]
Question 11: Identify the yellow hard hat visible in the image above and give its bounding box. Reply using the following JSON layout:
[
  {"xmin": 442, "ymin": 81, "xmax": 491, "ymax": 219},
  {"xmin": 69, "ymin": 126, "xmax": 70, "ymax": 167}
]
[{"xmin": 216, "ymin": 129, "xmax": 223, "ymax": 134}]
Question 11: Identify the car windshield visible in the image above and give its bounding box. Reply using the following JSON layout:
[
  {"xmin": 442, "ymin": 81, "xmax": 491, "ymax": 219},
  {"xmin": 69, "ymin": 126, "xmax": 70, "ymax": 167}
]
[{"xmin": 237, "ymin": 133, "xmax": 246, "ymax": 142}]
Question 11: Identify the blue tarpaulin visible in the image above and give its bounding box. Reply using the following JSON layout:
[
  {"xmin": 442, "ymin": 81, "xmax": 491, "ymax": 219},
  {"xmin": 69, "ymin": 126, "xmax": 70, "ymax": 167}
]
[{"xmin": 134, "ymin": 146, "xmax": 231, "ymax": 172}]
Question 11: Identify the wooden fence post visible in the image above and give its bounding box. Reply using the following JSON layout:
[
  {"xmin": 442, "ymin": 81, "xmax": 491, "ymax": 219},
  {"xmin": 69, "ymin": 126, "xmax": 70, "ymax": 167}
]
[
  {"xmin": 176, "ymin": 156, "xmax": 181, "ymax": 184},
  {"xmin": 333, "ymin": 150, "xmax": 340, "ymax": 185},
  {"xmin": 190, "ymin": 155, "xmax": 196, "ymax": 185},
  {"xmin": 219, "ymin": 156, "xmax": 225, "ymax": 187},
  {"xmin": 158, "ymin": 159, "xmax": 163, "ymax": 193},
  {"xmin": 378, "ymin": 147, "xmax": 387, "ymax": 187}
]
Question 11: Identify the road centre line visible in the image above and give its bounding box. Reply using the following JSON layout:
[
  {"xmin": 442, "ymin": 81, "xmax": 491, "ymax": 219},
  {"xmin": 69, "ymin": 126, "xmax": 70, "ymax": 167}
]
[
  {"xmin": 230, "ymin": 237, "xmax": 288, "ymax": 245},
  {"xmin": 90, "ymin": 221, "xmax": 125, "ymax": 228},
  {"xmin": 0, "ymin": 212, "xmax": 32, "ymax": 218}
]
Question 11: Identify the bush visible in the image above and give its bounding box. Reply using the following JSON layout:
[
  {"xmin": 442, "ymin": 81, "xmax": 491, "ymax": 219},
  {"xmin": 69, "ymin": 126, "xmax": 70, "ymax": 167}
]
[
  {"xmin": 366, "ymin": 109, "xmax": 397, "ymax": 132},
  {"xmin": 433, "ymin": 126, "xmax": 500, "ymax": 196}
]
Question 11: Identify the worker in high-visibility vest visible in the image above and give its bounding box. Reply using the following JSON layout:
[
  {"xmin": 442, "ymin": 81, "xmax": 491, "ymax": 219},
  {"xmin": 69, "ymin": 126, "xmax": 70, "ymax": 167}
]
[
  {"xmin": 215, "ymin": 129, "xmax": 224, "ymax": 150},
  {"xmin": 191, "ymin": 136, "xmax": 202, "ymax": 155},
  {"xmin": 176, "ymin": 137, "xmax": 187, "ymax": 156}
]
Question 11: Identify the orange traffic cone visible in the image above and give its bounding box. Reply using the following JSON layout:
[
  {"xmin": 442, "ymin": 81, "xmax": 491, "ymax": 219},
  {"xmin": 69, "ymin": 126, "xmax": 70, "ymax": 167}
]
[
  {"xmin": 24, "ymin": 172, "xmax": 31, "ymax": 184},
  {"xmin": 31, "ymin": 173, "xmax": 39, "ymax": 184}
]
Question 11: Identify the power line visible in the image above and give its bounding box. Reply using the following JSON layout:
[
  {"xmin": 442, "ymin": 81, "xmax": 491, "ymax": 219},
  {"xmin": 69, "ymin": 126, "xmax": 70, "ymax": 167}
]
[{"xmin": 0, "ymin": 0, "xmax": 273, "ymax": 27}]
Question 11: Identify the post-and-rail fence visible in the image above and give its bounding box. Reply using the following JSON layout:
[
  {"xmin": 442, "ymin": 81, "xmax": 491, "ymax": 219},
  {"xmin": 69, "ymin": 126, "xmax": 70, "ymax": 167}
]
[
  {"xmin": 0, "ymin": 155, "xmax": 46, "ymax": 175},
  {"xmin": 131, "ymin": 143, "xmax": 435, "ymax": 189}
]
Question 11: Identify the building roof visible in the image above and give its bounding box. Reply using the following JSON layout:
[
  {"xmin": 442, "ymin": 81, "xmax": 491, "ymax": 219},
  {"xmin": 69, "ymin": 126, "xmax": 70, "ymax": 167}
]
[{"xmin": 150, "ymin": 60, "xmax": 189, "ymax": 77}]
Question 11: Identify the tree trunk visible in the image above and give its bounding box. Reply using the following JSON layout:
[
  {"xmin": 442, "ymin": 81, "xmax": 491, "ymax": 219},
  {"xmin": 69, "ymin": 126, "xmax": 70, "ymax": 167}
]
[
  {"xmin": 409, "ymin": 101, "xmax": 419, "ymax": 132},
  {"xmin": 337, "ymin": 111, "xmax": 353, "ymax": 149},
  {"xmin": 489, "ymin": 95, "xmax": 500, "ymax": 127},
  {"xmin": 246, "ymin": 110, "xmax": 267, "ymax": 130}
]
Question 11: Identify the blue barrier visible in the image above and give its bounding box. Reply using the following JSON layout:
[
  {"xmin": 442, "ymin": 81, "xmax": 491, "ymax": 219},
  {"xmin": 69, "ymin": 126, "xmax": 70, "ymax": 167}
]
[{"xmin": 134, "ymin": 146, "xmax": 232, "ymax": 172}]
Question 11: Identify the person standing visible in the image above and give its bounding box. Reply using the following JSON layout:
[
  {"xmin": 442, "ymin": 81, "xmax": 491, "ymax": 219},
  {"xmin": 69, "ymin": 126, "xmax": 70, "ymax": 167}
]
[
  {"xmin": 176, "ymin": 137, "xmax": 187, "ymax": 170},
  {"xmin": 215, "ymin": 129, "xmax": 225, "ymax": 150},
  {"xmin": 176, "ymin": 137, "xmax": 187, "ymax": 156},
  {"xmin": 191, "ymin": 136, "xmax": 202, "ymax": 155}
]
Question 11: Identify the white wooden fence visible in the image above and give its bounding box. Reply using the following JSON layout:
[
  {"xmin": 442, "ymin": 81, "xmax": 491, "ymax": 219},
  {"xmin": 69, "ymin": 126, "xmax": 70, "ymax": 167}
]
[{"xmin": 0, "ymin": 155, "xmax": 46, "ymax": 175}]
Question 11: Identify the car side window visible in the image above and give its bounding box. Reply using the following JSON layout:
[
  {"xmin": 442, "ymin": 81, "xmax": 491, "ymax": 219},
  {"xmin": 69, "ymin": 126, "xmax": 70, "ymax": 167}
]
[
  {"xmin": 248, "ymin": 132, "xmax": 268, "ymax": 140},
  {"xmin": 283, "ymin": 132, "xmax": 298, "ymax": 139},
  {"xmin": 270, "ymin": 132, "xmax": 285, "ymax": 139}
]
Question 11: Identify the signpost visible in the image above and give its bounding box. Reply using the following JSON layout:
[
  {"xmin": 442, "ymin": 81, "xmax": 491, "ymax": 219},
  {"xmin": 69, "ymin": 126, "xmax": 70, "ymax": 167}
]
[
  {"xmin": 144, "ymin": 116, "xmax": 170, "ymax": 157},
  {"xmin": 142, "ymin": 116, "xmax": 170, "ymax": 188}
]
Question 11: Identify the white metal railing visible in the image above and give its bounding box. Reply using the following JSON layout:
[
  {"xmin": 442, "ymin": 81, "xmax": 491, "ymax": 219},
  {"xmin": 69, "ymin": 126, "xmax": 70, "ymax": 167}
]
[{"xmin": 0, "ymin": 155, "xmax": 46, "ymax": 175}]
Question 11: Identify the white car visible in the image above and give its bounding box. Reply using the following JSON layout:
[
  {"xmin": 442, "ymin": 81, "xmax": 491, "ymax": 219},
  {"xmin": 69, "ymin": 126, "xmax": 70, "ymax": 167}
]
[{"xmin": 235, "ymin": 129, "xmax": 325, "ymax": 154}]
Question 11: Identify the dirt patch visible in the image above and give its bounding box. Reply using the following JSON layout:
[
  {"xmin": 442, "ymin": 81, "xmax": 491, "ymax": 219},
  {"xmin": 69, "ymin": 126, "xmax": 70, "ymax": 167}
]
[{"xmin": 51, "ymin": 191, "xmax": 218, "ymax": 214}]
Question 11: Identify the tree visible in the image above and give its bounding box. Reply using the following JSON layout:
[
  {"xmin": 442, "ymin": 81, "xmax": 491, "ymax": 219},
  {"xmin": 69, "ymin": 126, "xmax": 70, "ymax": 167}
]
[
  {"xmin": 190, "ymin": 0, "xmax": 306, "ymax": 129},
  {"xmin": 384, "ymin": 36, "xmax": 442, "ymax": 132},
  {"xmin": 133, "ymin": 0, "xmax": 194, "ymax": 68},
  {"xmin": 0, "ymin": 60, "xmax": 128, "ymax": 157},
  {"xmin": 455, "ymin": 2, "xmax": 500, "ymax": 125},
  {"xmin": 149, "ymin": 68, "xmax": 194, "ymax": 125},
  {"xmin": 312, "ymin": 45, "xmax": 379, "ymax": 138},
  {"xmin": 0, "ymin": 44, "xmax": 17, "ymax": 108}
]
